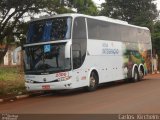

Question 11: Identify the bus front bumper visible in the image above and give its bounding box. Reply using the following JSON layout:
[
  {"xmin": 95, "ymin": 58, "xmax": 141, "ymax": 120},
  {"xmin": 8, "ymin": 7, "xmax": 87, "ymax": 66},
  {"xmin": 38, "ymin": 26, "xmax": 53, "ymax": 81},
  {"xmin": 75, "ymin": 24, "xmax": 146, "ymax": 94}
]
[{"xmin": 25, "ymin": 81, "xmax": 73, "ymax": 91}]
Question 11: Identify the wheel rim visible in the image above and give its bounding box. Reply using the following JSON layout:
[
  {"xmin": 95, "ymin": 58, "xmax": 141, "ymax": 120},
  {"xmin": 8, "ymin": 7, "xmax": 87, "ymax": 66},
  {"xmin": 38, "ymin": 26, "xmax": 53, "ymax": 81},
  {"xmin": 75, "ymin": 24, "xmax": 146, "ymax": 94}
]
[
  {"xmin": 134, "ymin": 72, "xmax": 138, "ymax": 80},
  {"xmin": 90, "ymin": 76, "xmax": 96, "ymax": 88},
  {"xmin": 139, "ymin": 70, "xmax": 143, "ymax": 78}
]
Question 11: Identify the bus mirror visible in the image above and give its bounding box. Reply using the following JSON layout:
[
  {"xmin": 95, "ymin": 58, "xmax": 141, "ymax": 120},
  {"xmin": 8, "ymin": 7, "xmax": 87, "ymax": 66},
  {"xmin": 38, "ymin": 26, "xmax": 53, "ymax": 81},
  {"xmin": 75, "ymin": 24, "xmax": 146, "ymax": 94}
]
[
  {"xmin": 65, "ymin": 41, "xmax": 71, "ymax": 58},
  {"xmin": 13, "ymin": 46, "xmax": 22, "ymax": 63}
]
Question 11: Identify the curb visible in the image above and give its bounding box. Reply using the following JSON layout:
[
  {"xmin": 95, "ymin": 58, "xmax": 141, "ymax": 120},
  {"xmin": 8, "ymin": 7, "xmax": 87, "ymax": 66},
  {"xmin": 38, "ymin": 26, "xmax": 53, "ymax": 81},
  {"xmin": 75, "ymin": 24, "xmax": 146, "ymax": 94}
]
[
  {"xmin": 0, "ymin": 91, "xmax": 44, "ymax": 103},
  {"xmin": 0, "ymin": 94, "xmax": 29, "ymax": 103},
  {"xmin": 16, "ymin": 94, "xmax": 29, "ymax": 99}
]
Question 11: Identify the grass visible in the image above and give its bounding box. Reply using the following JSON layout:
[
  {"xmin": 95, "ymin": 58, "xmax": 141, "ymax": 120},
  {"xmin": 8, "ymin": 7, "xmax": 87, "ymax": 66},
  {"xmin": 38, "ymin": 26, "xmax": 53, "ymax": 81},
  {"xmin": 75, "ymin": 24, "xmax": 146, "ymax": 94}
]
[
  {"xmin": 0, "ymin": 67, "xmax": 26, "ymax": 98},
  {"xmin": 0, "ymin": 67, "xmax": 19, "ymax": 81}
]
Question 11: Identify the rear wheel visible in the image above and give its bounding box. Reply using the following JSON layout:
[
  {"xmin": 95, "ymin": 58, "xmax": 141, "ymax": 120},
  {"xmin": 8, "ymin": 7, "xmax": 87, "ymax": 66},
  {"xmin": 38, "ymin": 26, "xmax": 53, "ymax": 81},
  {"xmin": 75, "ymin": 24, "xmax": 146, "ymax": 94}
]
[
  {"xmin": 139, "ymin": 68, "xmax": 144, "ymax": 80},
  {"xmin": 132, "ymin": 68, "xmax": 139, "ymax": 82},
  {"xmin": 86, "ymin": 72, "xmax": 98, "ymax": 91}
]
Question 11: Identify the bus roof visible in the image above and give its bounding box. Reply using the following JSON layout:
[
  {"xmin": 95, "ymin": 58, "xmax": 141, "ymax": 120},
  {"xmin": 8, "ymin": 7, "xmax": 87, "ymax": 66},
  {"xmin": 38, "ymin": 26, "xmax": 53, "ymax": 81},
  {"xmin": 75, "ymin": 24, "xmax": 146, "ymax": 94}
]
[{"xmin": 31, "ymin": 13, "xmax": 149, "ymax": 31}]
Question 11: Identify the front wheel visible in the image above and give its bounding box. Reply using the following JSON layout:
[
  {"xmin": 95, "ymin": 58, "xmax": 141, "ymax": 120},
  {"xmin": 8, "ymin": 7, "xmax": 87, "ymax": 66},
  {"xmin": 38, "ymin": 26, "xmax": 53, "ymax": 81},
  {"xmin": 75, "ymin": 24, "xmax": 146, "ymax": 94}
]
[{"xmin": 86, "ymin": 72, "xmax": 98, "ymax": 92}]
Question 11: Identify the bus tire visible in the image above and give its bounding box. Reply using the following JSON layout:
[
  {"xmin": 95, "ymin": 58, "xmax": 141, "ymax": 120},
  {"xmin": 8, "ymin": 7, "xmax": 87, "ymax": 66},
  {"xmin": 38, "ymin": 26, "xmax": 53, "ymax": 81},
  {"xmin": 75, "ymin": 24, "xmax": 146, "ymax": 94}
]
[
  {"xmin": 86, "ymin": 71, "xmax": 98, "ymax": 92},
  {"xmin": 132, "ymin": 68, "xmax": 139, "ymax": 82},
  {"xmin": 139, "ymin": 67, "xmax": 144, "ymax": 80}
]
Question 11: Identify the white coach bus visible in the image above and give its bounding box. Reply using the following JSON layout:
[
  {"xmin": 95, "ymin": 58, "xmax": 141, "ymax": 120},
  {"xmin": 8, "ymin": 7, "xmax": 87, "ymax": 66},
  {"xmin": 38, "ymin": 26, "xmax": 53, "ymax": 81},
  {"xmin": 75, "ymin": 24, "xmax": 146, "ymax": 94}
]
[{"xmin": 21, "ymin": 13, "xmax": 152, "ymax": 91}]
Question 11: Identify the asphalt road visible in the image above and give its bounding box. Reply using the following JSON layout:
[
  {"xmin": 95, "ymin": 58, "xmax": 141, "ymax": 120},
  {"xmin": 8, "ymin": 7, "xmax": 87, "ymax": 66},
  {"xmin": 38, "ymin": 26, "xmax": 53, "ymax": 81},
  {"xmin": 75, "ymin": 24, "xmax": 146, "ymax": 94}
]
[{"xmin": 0, "ymin": 74, "xmax": 160, "ymax": 114}]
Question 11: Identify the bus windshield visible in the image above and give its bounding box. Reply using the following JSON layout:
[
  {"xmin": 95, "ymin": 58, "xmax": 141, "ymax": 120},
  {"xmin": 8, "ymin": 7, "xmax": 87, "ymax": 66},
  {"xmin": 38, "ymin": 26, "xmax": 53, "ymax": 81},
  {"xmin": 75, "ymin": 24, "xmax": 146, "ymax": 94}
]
[
  {"xmin": 24, "ymin": 43, "xmax": 71, "ymax": 74},
  {"xmin": 27, "ymin": 17, "xmax": 72, "ymax": 43}
]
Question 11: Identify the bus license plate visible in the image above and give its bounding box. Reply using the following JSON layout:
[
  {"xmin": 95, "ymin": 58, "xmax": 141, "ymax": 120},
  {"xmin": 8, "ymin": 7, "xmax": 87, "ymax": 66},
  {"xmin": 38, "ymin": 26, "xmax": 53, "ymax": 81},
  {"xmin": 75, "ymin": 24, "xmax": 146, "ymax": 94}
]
[{"xmin": 42, "ymin": 85, "xmax": 50, "ymax": 90}]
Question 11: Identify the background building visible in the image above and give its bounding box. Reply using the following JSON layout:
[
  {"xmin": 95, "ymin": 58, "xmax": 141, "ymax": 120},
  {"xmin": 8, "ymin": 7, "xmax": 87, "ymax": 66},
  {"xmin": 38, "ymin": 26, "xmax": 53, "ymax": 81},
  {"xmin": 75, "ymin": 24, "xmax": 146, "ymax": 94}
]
[{"xmin": 0, "ymin": 45, "xmax": 22, "ymax": 66}]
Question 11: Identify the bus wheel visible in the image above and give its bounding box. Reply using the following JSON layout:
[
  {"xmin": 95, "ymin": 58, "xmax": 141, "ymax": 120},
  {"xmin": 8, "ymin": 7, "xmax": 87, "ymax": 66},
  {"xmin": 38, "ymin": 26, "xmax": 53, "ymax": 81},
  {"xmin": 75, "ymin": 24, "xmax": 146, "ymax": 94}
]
[
  {"xmin": 139, "ymin": 68, "xmax": 144, "ymax": 80},
  {"xmin": 87, "ymin": 72, "xmax": 98, "ymax": 91},
  {"xmin": 132, "ymin": 68, "xmax": 139, "ymax": 82}
]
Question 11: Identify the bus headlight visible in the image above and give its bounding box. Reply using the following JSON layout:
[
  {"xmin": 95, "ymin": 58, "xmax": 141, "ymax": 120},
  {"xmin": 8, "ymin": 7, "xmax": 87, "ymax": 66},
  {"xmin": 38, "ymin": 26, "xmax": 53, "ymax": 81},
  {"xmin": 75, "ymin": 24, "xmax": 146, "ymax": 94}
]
[
  {"xmin": 58, "ymin": 76, "xmax": 72, "ymax": 81},
  {"xmin": 25, "ymin": 80, "xmax": 30, "ymax": 83},
  {"xmin": 25, "ymin": 80, "xmax": 34, "ymax": 83},
  {"xmin": 30, "ymin": 80, "xmax": 34, "ymax": 83}
]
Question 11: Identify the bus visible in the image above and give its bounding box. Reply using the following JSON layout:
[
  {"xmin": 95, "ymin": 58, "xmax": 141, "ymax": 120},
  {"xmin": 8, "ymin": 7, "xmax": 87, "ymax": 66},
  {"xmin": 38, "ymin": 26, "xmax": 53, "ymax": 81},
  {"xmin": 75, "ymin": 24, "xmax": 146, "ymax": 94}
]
[{"xmin": 19, "ymin": 13, "xmax": 152, "ymax": 91}]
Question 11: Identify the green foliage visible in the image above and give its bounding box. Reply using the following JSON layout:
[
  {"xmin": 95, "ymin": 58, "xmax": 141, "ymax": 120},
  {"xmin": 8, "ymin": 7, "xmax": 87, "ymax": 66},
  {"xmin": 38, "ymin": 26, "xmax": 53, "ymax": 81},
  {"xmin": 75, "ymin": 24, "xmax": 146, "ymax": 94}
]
[
  {"xmin": 69, "ymin": 0, "xmax": 98, "ymax": 15},
  {"xmin": 0, "ymin": 67, "xmax": 19, "ymax": 81},
  {"xmin": 0, "ymin": 67, "xmax": 25, "ymax": 97},
  {"xmin": 152, "ymin": 21, "xmax": 160, "ymax": 55},
  {"xmin": 100, "ymin": 0, "xmax": 159, "ymax": 27}
]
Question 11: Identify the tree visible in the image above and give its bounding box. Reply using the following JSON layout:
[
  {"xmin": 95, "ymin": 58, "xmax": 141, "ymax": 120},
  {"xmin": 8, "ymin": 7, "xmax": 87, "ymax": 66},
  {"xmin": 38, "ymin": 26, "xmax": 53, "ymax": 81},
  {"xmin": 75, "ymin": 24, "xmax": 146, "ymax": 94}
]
[
  {"xmin": 152, "ymin": 21, "xmax": 160, "ymax": 55},
  {"xmin": 100, "ymin": 0, "xmax": 159, "ymax": 27},
  {"xmin": 48, "ymin": 0, "xmax": 98, "ymax": 14},
  {"xmin": 68, "ymin": 0, "xmax": 98, "ymax": 15}
]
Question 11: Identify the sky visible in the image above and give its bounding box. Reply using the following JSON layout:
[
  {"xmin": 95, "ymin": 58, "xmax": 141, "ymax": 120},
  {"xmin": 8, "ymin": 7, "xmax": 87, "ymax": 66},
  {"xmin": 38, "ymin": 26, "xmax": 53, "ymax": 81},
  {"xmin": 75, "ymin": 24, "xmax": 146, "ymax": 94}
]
[
  {"xmin": 155, "ymin": 0, "xmax": 160, "ymax": 10},
  {"xmin": 93, "ymin": 0, "xmax": 160, "ymax": 10}
]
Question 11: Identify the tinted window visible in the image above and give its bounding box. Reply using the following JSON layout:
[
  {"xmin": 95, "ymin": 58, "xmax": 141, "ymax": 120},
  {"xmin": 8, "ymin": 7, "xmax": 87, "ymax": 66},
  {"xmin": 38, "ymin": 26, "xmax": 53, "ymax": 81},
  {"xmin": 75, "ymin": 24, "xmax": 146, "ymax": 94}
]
[
  {"xmin": 137, "ymin": 29, "xmax": 151, "ymax": 44},
  {"xmin": 72, "ymin": 17, "xmax": 87, "ymax": 39},
  {"xmin": 87, "ymin": 18, "xmax": 151, "ymax": 44},
  {"xmin": 72, "ymin": 17, "xmax": 87, "ymax": 69},
  {"xmin": 24, "ymin": 43, "xmax": 71, "ymax": 74},
  {"xmin": 27, "ymin": 17, "xmax": 72, "ymax": 43},
  {"xmin": 87, "ymin": 18, "xmax": 121, "ymax": 41}
]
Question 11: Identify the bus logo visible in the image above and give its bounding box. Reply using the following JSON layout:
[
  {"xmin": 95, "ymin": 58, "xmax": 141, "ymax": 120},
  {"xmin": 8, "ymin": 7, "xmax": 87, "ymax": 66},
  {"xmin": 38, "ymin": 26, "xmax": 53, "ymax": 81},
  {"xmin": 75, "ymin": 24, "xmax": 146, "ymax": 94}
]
[{"xmin": 56, "ymin": 72, "xmax": 69, "ymax": 78}]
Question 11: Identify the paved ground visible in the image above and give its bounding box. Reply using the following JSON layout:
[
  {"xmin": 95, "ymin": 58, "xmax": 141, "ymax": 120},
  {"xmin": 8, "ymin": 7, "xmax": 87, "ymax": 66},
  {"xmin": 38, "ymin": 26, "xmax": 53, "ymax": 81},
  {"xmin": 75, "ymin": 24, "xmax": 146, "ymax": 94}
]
[{"xmin": 0, "ymin": 74, "xmax": 160, "ymax": 114}]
